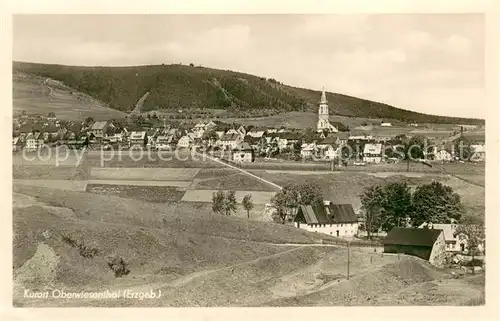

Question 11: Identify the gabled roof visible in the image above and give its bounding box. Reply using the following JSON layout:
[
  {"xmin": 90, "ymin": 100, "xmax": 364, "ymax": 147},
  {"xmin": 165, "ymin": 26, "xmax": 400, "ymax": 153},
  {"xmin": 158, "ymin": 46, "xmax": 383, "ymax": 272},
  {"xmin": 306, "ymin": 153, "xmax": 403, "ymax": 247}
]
[
  {"xmin": 296, "ymin": 203, "xmax": 357, "ymax": 224},
  {"xmin": 244, "ymin": 136, "xmax": 261, "ymax": 144},
  {"xmin": 234, "ymin": 142, "xmax": 253, "ymax": 151},
  {"xmin": 90, "ymin": 120, "xmax": 108, "ymax": 130},
  {"xmin": 384, "ymin": 227, "xmax": 442, "ymax": 247},
  {"xmin": 220, "ymin": 133, "xmax": 240, "ymax": 141}
]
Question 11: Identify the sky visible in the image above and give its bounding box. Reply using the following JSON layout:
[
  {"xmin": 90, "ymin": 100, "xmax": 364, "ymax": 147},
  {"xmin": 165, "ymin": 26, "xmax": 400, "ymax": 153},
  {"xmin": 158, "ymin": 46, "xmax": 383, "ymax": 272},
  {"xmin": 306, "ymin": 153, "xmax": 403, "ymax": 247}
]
[{"xmin": 12, "ymin": 14, "xmax": 485, "ymax": 118}]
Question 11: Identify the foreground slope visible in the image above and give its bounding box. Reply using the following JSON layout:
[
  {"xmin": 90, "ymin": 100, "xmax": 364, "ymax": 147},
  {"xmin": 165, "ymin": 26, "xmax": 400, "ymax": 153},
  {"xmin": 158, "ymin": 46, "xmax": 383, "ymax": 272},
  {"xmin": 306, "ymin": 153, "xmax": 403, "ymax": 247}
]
[
  {"xmin": 13, "ymin": 61, "xmax": 483, "ymax": 124},
  {"xmin": 13, "ymin": 185, "xmax": 484, "ymax": 307}
]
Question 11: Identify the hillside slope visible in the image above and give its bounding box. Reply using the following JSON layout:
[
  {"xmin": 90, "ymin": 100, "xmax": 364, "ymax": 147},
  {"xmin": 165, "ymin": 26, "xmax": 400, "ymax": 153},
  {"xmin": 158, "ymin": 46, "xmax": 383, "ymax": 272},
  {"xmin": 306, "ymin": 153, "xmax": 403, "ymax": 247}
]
[
  {"xmin": 13, "ymin": 72, "xmax": 127, "ymax": 120},
  {"xmin": 13, "ymin": 61, "xmax": 483, "ymax": 124}
]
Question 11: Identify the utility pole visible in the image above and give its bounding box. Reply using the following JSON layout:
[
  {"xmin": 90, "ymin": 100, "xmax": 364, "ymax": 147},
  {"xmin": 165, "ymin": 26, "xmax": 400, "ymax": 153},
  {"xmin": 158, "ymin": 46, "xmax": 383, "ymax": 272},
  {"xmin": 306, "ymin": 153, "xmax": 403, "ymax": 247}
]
[{"xmin": 347, "ymin": 241, "xmax": 351, "ymax": 280}]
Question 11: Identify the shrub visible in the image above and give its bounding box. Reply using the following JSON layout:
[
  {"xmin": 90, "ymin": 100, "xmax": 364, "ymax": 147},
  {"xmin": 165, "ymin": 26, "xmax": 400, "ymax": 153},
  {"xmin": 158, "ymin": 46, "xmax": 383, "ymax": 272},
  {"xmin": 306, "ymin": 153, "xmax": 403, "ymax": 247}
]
[
  {"xmin": 107, "ymin": 256, "xmax": 130, "ymax": 278},
  {"xmin": 60, "ymin": 232, "xmax": 100, "ymax": 258}
]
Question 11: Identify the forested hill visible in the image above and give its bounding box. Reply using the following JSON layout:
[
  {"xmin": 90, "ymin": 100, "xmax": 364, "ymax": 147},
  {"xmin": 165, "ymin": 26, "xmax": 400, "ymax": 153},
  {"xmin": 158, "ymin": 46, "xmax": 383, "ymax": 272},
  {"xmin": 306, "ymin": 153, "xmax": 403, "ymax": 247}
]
[{"xmin": 13, "ymin": 61, "xmax": 484, "ymax": 125}]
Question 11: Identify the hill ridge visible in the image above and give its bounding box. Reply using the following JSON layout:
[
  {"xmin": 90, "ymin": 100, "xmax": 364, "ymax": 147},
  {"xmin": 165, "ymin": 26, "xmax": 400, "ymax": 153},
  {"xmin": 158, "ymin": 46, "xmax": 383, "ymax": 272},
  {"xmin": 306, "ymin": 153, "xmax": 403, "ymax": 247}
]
[{"xmin": 13, "ymin": 61, "xmax": 484, "ymax": 125}]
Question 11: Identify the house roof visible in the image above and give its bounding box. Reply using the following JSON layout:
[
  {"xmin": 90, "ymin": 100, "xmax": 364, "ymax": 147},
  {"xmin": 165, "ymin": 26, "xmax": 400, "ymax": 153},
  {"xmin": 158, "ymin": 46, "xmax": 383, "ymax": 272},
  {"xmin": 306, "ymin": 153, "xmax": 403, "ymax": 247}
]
[
  {"xmin": 234, "ymin": 142, "xmax": 253, "ymax": 151},
  {"xmin": 418, "ymin": 223, "xmax": 459, "ymax": 241},
  {"xmin": 91, "ymin": 121, "xmax": 108, "ymax": 130},
  {"xmin": 244, "ymin": 136, "xmax": 261, "ymax": 144},
  {"xmin": 318, "ymin": 136, "xmax": 338, "ymax": 145},
  {"xmin": 278, "ymin": 132, "xmax": 302, "ymax": 140},
  {"xmin": 296, "ymin": 203, "xmax": 357, "ymax": 224},
  {"xmin": 384, "ymin": 227, "xmax": 442, "ymax": 247},
  {"xmin": 462, "ymin": 132, "xmax": 485, "ymax": 143},
  {"xmin": 220, "ymin": 133, "xmax": 240, "ymax": 141},
  {"xmin": 363, "ymin": 143, "xmax": 382, "ymax": 154}
]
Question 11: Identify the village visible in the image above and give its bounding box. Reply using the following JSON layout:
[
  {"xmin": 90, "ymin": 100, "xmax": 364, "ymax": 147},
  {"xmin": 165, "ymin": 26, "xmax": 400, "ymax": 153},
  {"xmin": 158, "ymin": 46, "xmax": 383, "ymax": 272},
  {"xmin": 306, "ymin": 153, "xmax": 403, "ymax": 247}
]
[{"xmin": 12, "ymin": 89, "xmax": 486, "ymax": 270}]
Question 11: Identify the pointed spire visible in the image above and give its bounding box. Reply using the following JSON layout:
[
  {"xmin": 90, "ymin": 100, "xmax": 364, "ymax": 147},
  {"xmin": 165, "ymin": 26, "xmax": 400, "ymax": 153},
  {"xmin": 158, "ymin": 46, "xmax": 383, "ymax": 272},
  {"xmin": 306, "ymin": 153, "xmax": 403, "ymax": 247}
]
[{"xmin": 320, "ymin": 87, "xmax": 327, "ymax": 104}]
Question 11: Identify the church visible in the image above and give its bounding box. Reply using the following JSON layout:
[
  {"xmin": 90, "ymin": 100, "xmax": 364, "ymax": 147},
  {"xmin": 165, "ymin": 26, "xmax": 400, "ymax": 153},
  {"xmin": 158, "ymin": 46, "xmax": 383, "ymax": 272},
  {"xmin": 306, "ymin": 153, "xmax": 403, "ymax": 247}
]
[{"xmin": 316, "ymin": 88, "xmax": 338, "ymax": 133}]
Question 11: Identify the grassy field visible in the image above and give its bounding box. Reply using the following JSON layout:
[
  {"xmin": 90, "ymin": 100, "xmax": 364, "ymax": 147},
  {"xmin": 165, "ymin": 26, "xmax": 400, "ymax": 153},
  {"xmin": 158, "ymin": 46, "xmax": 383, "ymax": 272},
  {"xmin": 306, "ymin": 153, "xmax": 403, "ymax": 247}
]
[
  {"xmin": 191, "ymin": 170, "xmax": 279, "ymax": 192},
  {"xmin": 85, "ymin": 152, "xmax": 224, "ymax": 168},
  {"xmin": 13, "ymin": 165, "xmax": 89, "ymax": 180},
  {"xmin": 250, "ymin": 170, "xmax": 485, "ymax": 219},
  {"xmin": 86, "ymin": 184, "xmax": 186, "ymax": 203},
  {"xmin": 13, "ymin": 72, "xmax": 127, "ymax": 120},
  {"xmin": 89, "ymin": 167, "xmax": 200, "ymax": 181}
]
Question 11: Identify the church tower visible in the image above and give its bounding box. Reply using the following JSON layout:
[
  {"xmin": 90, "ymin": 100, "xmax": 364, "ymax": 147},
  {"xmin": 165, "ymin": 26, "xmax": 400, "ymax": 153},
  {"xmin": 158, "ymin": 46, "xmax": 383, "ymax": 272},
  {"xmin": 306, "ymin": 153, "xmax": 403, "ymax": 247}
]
[{"xmin": 317, "ymin": 88, "xmax": 330, "ymax": 132}]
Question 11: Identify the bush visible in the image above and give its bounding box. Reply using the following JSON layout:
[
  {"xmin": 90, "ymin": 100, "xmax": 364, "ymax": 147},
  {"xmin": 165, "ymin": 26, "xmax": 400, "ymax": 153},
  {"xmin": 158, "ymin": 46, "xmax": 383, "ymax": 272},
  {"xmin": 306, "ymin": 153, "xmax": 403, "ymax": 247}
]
[
  {"xmin": 107, "ymin": 256, "xmax": 130, "ymax": 278},
  {"xmin": 463, "ymin": 258, "xmax": 483, "ymax": 267},
  {"xmin": 60, "ymin": 232, "xmax": 100, "ymax": 258}
]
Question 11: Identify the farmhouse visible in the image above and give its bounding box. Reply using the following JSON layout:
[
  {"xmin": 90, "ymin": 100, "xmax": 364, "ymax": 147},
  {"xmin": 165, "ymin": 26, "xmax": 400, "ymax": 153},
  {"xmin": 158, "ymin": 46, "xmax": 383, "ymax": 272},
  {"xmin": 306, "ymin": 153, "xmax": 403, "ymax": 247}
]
[
  {"xmin": 12, "ymin": 136, "xmax": 23, "ymax": 152},
  {"xmin": 89, "ymin": 120, "xmax": 109, "ymax": 138},
  {"xmin": 294, "ymin": 202, "xmax": 359, "ymax": 238},
  {"xmin": 247, "ymin": 127, "xmax": 267, "ymax": 138},
  {"xmin": 129, "ymin": 131, "xmax": 147, "ymax": 149},
  {"xmin": 470, "ymin": 145, "xmax": 485, "ymax": 162},
  {"xmin": 156, "ymin": 135, "xmax": 174, "ymax": 150},
  {"xmin": 177, "ymin": 135, "xmax": 193, "ymax": 149},
  {"xmin": 363, "ymin": 143, "xmax": 383, "ymax": 164},
  {"xmin": 300, "ymin": 143, "xmax": 316, "ymax": 158},
  {"xmin": 383, "ymin": 227, "xmax": 446, "ymax": 267},
  {"xmin": 219, "ymin": 133, "xmax": 241, "ymax": 150},
  {"xmin": 25, "ymin": 132, "xmax": 44, "ymax": 151},
  {"xmin": 232, "ymin": 142, "xmax": 255, "ymax": 163},
  {"xmin": 433, "ymin": 148, "xmax": 453, "ymax": 162},
  {"xmin": 418, "ymin": 222, "xmax": 485, "ymax": 254}
]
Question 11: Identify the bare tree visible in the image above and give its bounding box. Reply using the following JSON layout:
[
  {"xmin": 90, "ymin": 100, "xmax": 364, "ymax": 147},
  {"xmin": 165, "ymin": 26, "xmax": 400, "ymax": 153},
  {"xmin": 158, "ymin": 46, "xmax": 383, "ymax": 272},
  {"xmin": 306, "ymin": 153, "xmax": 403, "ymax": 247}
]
[{"xmin": 242, "ymin": 194, "xmax": 254, "ymax": 219}]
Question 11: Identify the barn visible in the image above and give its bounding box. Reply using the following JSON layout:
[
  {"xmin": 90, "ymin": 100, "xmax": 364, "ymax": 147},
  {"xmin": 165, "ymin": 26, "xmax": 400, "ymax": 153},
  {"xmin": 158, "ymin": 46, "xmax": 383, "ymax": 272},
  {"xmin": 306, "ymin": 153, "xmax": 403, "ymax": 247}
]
[{"xmin": 383, "ymin": 227, "xmax": 446, "ymax": 267}]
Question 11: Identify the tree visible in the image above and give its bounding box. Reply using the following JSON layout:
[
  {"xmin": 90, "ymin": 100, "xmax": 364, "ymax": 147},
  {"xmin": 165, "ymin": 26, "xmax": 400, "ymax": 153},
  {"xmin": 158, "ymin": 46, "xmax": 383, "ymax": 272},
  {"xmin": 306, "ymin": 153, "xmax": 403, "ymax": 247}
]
[
  {"xmin": 411, "ymin": 181, "xmax": 464, "ymax": 226},
  {"xmin": 360, "ymin": 185, "xmax": 384, "ymax": 239},
  {"xmin": 360, "ymin": 182, "xmax": 413, "ymax": 233},
  {"xmin": 242, "ymin": 194, "xmax": 254, "ymax": 219},
  {"xmin": 212, "ymin": 190, "xmax": 225, "ymax": 215},
  {"xmin": 224, "ymin": 190, "xmax": 237, "ymax": 216},
  {"xmin": 47, "ymin": 112, "xmax": 56, "ymax": 118},
  {"xmin": 293, "ymin": 139, "xmax": 302, "ymax": 159},
  {"xmin": 381, "ymin": 182, "xmax": 413, "ymax": 230},
  {"xmin": 83, "ymin": 116, "xmax": 94, "ymax": 127},
  {"xmin": 271, "ymin": 182, "xmax": 323, "ymax": 223},
  {"xmin": 212, "ymin": 190, "xmax": 237, "ymax": 216},
  {"xmin": 455, "ymin": 215, "xmax": 485, "ymax": 261}
]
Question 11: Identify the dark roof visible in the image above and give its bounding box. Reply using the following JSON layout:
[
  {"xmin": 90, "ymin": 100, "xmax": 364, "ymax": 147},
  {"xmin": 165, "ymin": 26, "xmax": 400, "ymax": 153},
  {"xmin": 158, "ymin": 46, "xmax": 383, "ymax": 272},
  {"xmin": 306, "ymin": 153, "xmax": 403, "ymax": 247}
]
[
  {"xmin": 328, "ymin": 204, "xmax": 358, "ymax": 223},
  {"xmin": 244, "ymin": 136, "xmax": 261, "ymax": 144},
  {"xmin": 461, "ymin": 132, "xmax": 485, "ymax": 143},
  {"xmin": 319, "ymin": 136, "xmax": 338, "ymax": 145},
  {"xmin": 295, "ymin": 203, "xmax": 357, "ymax": 224},
  {"xmin": 278, "ymin": 132, "xmax": 302, "ymax": 140},
  {"xmin": 384, "ymin": 228, "xmax": 442, "ymax": 247}
]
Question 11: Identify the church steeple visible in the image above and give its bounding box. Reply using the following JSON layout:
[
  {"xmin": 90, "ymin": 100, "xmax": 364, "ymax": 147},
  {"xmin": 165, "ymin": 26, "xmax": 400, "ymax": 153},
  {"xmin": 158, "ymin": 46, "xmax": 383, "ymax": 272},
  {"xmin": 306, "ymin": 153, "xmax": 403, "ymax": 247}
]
[{"xmin": 320, "ymin": 87, "xmax": 327, "ymax": 104}]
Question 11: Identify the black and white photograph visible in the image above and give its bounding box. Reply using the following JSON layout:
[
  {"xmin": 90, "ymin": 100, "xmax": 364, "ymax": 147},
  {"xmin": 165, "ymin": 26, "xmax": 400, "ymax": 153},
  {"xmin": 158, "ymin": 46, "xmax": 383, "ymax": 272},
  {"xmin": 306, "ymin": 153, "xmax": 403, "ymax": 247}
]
[{"xmin": 7, "ymin": 5, "xmax": 495, "ymax": 312}]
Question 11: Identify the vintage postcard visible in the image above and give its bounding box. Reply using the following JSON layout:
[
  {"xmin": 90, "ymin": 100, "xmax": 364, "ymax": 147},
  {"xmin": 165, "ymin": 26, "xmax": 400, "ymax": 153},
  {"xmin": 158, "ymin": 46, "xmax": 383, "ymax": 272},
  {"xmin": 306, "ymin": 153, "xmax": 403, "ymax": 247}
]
[{"xmin": 2, "ymin": 0, "xmax": 499, "ymax": 320}]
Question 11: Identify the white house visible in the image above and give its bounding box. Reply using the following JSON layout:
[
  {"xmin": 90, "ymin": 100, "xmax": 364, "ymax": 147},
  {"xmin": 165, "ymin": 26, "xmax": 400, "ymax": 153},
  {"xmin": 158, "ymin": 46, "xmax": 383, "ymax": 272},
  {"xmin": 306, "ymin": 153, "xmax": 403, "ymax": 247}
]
[
  {"xmin": 433, "ymin": 148, "xmax": 452, "ymax": 162},
  {"xmin": 89, "ymin": 120, "xmax": 110, "ymax": 138},
  {"xmin": 418, "ymin": 222, "xmax": 484, "ymax": 253},
  {"xmin": 218, "ymin": 133, "xmax": 242, "ymax": 150},
  {"xmin": 324, "ymin": 145, "xmax": 339, "ymax": 160},
  {"xmin": 155, "ymin": 135, "xmax": 172, "ymax": 150},
  {"xmin": 300, "ymin": 143, "xmax": 316, "ymax": 158},
  {"xmin": 470, "ymin": 145, "xmax": 485, "ymax": 162},
  {"xmin": 232, "ymin": 142, "xmax": 255, "ymax": 163},
  {"xmin": 177, "ymin": 135, "xmax": 193, "ymax": 149},
  {"xmin": 363, "ymin": 143, "xmax": 383, "ymax": 164},
  {"xmin": 380, "ymin": 121, "xmax": 392, "ymax": 127},
  {"xmin": 247, "ymin": 127, "xmax": 266, "ymax": 138},
  {"xmin": 25, "ymin": 132, "xmax": 44, "ymax": 151},
  {"xmin": 294, "ymin": 202, "xmax": 359, "ymax": 238}
]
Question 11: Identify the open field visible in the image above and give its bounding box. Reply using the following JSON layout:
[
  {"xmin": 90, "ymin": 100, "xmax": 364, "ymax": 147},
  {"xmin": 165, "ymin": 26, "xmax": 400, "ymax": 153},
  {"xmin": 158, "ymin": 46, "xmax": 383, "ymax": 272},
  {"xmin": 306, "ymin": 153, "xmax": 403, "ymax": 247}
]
[
  {"xmin": 13, "ymin": 73, "xmax": 127, "ymax": 120},
  {"xmin": 85, "ymin": 152, "xmax": 224, "ymax": 168},
  {"xmin": 191, "ymin": 171, "xmax": 279, "ymax": 192},
  {"xmin": 13, "ymin": 165, "xmax": 89, "ymax": 180},
  {"xmin": 86, "ymin": 184, "xmax": 186, "ymax": 203},
  {"xmin": 250, "ymin": 170, "xmax": 485, "ymax": 219},
  {"xmin": 90, "ymin": 168, "xmax": 200, "ymax": 181}
]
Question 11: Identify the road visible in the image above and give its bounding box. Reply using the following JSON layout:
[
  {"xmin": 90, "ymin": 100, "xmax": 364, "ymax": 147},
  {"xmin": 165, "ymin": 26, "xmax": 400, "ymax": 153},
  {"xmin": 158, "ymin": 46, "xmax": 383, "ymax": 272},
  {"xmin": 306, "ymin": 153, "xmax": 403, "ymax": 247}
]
[{"xmin": 193, "ymin": 151, "xmax": 283, "ymax": 190}]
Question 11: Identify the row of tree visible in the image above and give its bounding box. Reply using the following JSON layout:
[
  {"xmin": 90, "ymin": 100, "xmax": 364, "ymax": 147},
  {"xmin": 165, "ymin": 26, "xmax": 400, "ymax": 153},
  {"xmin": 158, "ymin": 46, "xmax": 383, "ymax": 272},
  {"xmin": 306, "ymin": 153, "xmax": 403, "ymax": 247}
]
[
  {"xmin": 211, "ymin": 190, "xmax": 254, "ymax": 218},
  {"xmin": 360, "ymin": 181, "xmax": 466, "ymax": 238}
]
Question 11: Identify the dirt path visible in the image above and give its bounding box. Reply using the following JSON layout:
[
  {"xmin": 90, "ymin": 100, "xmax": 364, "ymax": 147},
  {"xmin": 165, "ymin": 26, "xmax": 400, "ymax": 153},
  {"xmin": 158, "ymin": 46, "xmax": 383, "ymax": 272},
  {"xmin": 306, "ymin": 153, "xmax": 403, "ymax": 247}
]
[{"xmin": 131, "ymin": 92, "xmax": 150, "ymax": 114}]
